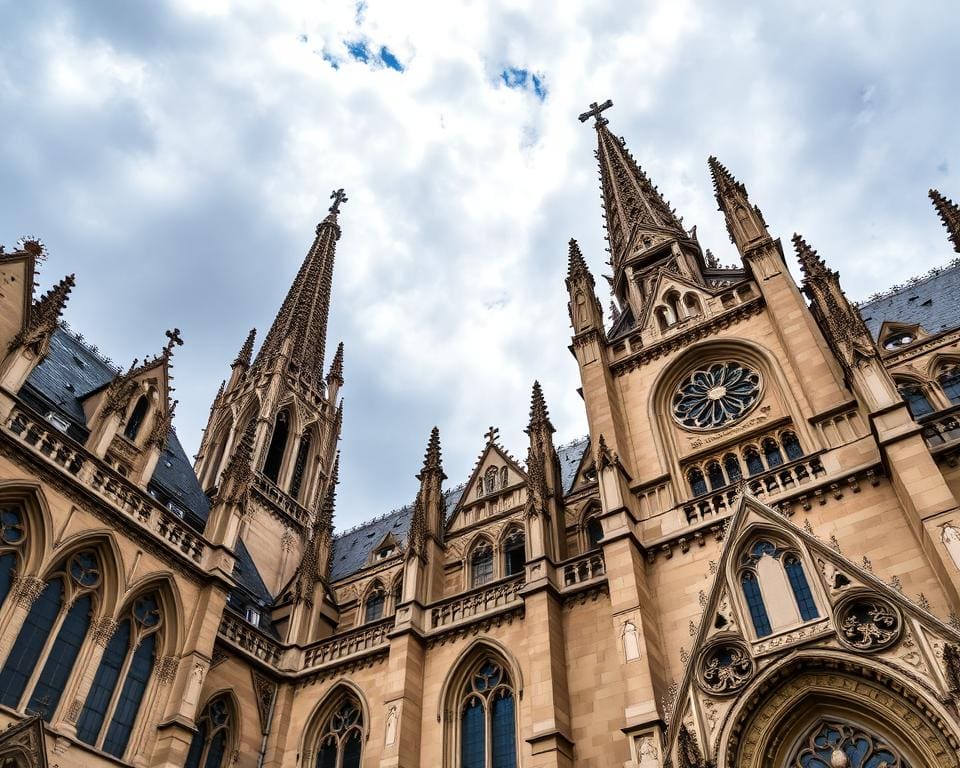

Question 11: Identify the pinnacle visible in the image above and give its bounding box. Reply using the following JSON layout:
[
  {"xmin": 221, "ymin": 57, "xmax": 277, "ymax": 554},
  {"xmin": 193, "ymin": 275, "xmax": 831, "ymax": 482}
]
[
  {"xmin": 930, "ymin": 189, "xmax": 960, "ymax": 253},
  {"xmin": 32, "ymin": 273, "xmax": 76, "ymax": 328},
  {"xmin": 327, "ymin": 341, "xmax": 344, "ymax": 384},
  {"xmin": 527, "ymin": 380, "xmax": 555, "ymax": 433},
  {"xmin": 318, "ymin": 453, "xmax": 340, "ymax": 530},
  {"xmin": 232, "ymin": 328, "xmax": 256, "ymax": 368},
  {"xmin": 567, "ymin": 238, "xmax": 591, "ymax": 279},
  {"xmin": 419, "ymin": 426, "xmax": 445, "ymax": 481},
  {"xmin": 792, "ymin": 233, "xmax": 828, "ymax": 280},
  {"xmin": 707, "ymin": 155, "xmax": 744, "ymax": 200}
]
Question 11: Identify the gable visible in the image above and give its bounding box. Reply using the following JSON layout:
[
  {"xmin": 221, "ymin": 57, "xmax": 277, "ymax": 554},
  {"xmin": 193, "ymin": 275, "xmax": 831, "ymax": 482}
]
[{"xmin": 447, "ymin": 439, "xmax": 527, "ymax": 531}]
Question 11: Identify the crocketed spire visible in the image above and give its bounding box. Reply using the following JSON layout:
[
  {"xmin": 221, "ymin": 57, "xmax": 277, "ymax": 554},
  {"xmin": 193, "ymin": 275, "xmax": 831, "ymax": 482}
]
[
  {"xmin": 254, "ymin": 188, "xmax": 347, "ymax": 391},
  {"xmin": 326, "ymin": 341, "xmax": 344, "ymax": 385},
  {"xmin": 567, "ymin": 238, "xmax": 592, "ymax": 282},
  {"xmin": 708, "ymin": 156, "xmax": 770, "ymax": 255},
  {"xmin": 792, "ymin": 233, "xmax": 830, "ymax": 282},
  {"xmin": 12, "ymin": 273, "xmax": 75, "ymax": 351},
  {"xmin": 232, "ymin": 328, "xmax": 256, "ymax": 368},
  {"xmin": 930, "ymin": 189, "xmax": 960, "ymax": 253},
  {"xmin": 418, "ymin": 426, "xmax": 443, "ymax": 478},
  {"xmin": 526, "ymin": 380, "xmax": 555, "ymax": 434}
]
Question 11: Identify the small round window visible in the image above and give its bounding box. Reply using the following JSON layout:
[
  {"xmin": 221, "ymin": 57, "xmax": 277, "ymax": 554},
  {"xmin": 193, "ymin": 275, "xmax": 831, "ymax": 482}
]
[
  {"xmin": 884, "ymin": 332, "xmax": 914, "ymax": 350},
  {"xmin": 673, "ymin": 362, "xmax": 762, "ymax": 431}
]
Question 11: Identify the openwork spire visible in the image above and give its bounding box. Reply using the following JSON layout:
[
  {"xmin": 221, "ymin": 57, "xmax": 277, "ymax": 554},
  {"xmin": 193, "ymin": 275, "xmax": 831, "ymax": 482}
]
[
  {"xmin": 930, "ymin": 189, "xmax": 960, "ymax": 253},
  {"xmin": 232, "ymin": 328, "xmax": 256, "ymax": 368},
  {"xmin": 580, "ymin": 100, "xmax": 685, "ymax": 267},
  {"xmin": 254, "ymin": 188, "xmax": 347, "ymax": 390},
  {"xmin": 526, "ymin": 380, "xmax": 555, "ymax": 434}
]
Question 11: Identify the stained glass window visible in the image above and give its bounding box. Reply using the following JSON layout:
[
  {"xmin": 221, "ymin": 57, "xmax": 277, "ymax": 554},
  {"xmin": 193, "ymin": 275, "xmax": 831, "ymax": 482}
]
[
  {"xmin": 723, "ymin": 453, "xmax": 743, "ymax": 483},
  {"xmin": 78, "ymin": 619, "xmax": 131, "ymax": 744},
  {"xmin": 793, "ymin": 721, "xmax": 907, "ymax": 767},
  {"xmin": 940, "ymin": 368, "xmax": 960, "ymax": 405},
  {"xmin": 741, "ymin": 571, "xmax": 771, "ymax": 638},
  {"xmin": 785, "ymin": 555, "xmax": 819, "ymax": 621},
  {"xmin": 673, "ymin": 362, "xmax": 762, "ymax": 430},
  {"xmin": 898, "ymin": 383, "xmax": 934, "ymax": 419},
  {"xmin": 186, "ymin": 695, "xmax": 232, "ymax": 768},
  {"xmin": 28, "ymin": 593, "xmax": 91, "ymax": 720},
  {"xmin": 315, "ymin": 699, "xmax": 363, "ymax": 768},
  {"xmin": 782, "ymin": 432, "xmax": 804, "ymax": 461},
  {"xmin": 460, "ymin": 698, "xmax": 485, "ymax": 768},
  {"xmin": 458, "ymin": 660, "xmax": 517, "ymax": 768},
  {"xmin": 744, "ymin": 448, "xmax": 764, "ymax": 476},
  {"xmin": 0, "ymin": 506, "xmax": 25, "ymax": 545},
  {"xmin": 103, "ymin": 632, "xmax": 155, "ymax": 757},
  {"xmin": 0, "ymin": 579, "xmax": 63, "ymax": 709},
  {"xmin": 688, "ymin": 468, "xmax": 707, "ymax": 497}
]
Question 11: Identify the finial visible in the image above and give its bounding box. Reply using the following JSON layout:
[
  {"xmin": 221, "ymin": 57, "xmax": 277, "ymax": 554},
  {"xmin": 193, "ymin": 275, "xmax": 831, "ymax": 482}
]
[
  {"xmin": 163, "ymin": 328, "xmax": 184, "ymax": 357},
  {"xmin": 329, "ymin": 188, "xmax": 348, "ymax": 215},
  {"xmin": 233, "ymin": 328, "xmax": 256, "ymax": 368},
  {"xmin": 930, "ymin": 189, "xmax": 960, "ymax": 253},
  {"xmin": 792, "ymin": 233, "xmax": 829, "ymax": 280},
  {"xmin": 567, "ymin": 238, "xmax": 590, "ymax": 278},
  {"xmin": 708, "ymin": 155, "xmax": 743, "ymax": 198},
  {"xmin": 424, "ymin": 426, "xmax": 442, "ymax": 468},
  {"xmin": 326, "ymin": 341, "xmax": 344, "ymax": 384},
  {"xmin": 527, "ymin": 380, "xmax": 554, "ymax": 433},
  {"xmin": 578, "ymin": 99, "xmax": 613, "ymax": 127},
  {"xmin": 484, "ymin": 425, "xmax": 500, "ymax": 444},
  {"xmin": 16, "ymin": 236, "xmax": 47, "ymax": 261}
]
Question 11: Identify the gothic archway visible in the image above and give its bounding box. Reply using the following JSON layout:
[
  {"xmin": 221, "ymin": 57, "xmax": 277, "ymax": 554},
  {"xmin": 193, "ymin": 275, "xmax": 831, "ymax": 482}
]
[{"xmin": 719, "ymin": 653, "xmax": 960, "ymax": 768}]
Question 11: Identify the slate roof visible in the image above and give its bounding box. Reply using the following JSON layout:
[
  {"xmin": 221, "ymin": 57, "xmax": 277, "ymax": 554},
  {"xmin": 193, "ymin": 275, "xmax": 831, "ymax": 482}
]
[
  {"xmin": 858, "ymin": 260, "xmax": 960, "ymax": 340},
  {"xmin": 557, "ymin": 436, "xmax": 590, "ymax": 494}
]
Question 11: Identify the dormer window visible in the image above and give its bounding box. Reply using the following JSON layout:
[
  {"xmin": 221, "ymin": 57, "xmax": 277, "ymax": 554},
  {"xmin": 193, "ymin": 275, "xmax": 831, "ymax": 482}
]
[
  {"xmin": 45, "ymin": 411, "xmax": 71, "ymax": 433},
  {"xmin": 884, "ymin": 332, "xmax": 914, "ymax": 350},
  {"xmin": 375, "ymin": 546, "xmax": 395, "ymax": 561},
  {"xmin": 124, "ymin": 395, "xmax": 149, "ymax": 441},
  {"xmin": 245, "ymin": 607, "xmax": 261, "ymax": 627}
]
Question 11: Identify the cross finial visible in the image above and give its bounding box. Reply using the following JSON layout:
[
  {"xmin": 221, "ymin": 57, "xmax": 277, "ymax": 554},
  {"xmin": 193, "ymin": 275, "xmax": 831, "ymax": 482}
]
[
  {"xmin": 578, "ymin": 99, "xmax": 613, "ymax": 126},
  {"xmin": 329, "ymin": 188, "xmax": 349, "ymax": 215},
  {"xmin": 484, "ymin": 426, "xmax": 500, "ymax": 444},
  {"xmin": 164, "ymin": 328, "xmax": 184, "ymax": 356}
]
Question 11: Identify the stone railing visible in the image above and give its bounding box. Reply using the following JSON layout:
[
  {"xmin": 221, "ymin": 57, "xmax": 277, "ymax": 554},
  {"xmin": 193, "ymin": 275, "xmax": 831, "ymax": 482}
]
[
  {"xmin": 922, "ymin": 412, "xmax": 960, "ymax": 452},
  {"xmin": 430, "ymin": 575, "xmax": 525, "ymax": 629},
  {"xmin": 682, "ymin": 455, "xmax": 826, "ymax": 525},
  {"xmin": 219, "ymin": 610, "xmax": 282, "ymax": 666},
  {"xmin": 561, "ymin": 551, "xmax": 606, "ymax": 587},
  {"xmin": 252, "ymin": 473, "xmax": 310, "ymax": 528},
  {"xmin": 302, "ymin": 617, "xmax": 393, "ymax": 668},
  {"xmin": 6, "ymin": 405, "xmax": 206, "ymax": 563}
]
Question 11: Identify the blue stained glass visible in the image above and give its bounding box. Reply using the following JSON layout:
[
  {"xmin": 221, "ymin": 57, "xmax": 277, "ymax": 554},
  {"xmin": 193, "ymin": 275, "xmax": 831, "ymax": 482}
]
[
  {"xmin": 782, "ymin": 432, "xmax": 804, "ymax": 461},
  {"xmin": 491, "ymin": 691, "xmax": 517, "ymax": 768},
  {"xmin": 741, "ymin": 571, "xmax": 772, "ymax": 637},
  {"xmin": 28, "ymin": 593, "xmax": 91, "ymax": 720},
  {"xmin": 785, "ymin": 556, "xmax": 819, "ymax": 621},
  {"xmin": 365, "ymin": 591, "xmax": 384, "ymax": 622},
  {"xmin": 0, "ymin": 552, "xmax": 16, "ymax": 610},
  {"xmin": 184, "ymin": 720, "xmax": 208, "ymax": 768},
  {"xmin": 342, "ymin": 730, "xmax": 361, "ymax": 768},
  {"xmin": 688, "ymin": 469, "xmax": 707, "ymax": 497},
  {"xmin": 102, "ymin": 632, "xmax": 156, "ymax": 757},
  {"xmin": 204, "ymin": 729, "xmax": 227, "ymax": 768},
  {"xmin": 0, "ymin": 579, "xmax": 62, "ymax": 709},
  {"xmin": 745, "ymin": 449, "xmax": 764, "ymax": 476},
  {"xmin": 460, "ymin": 698, "xmax": 485, "ymax": 768},
  {"xmin": 941, "ymin": 370, "xmax": 960, "ymax": 404},
  {"xmin": 316, "ymin": 737, "xmax": 337, "ymax": 768},
  {"xmin": 77, "ymin": 619, "xmax": 131, "ymax": 745}
]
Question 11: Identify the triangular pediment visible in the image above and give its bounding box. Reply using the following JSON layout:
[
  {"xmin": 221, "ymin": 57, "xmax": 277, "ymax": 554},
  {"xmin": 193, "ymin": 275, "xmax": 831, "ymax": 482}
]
[
  {"xmin": 636, "ymin": 269, "xmax": 714, "ymax": 337},
  {"xmin": 877, "ymin": 320, "xmax": 926, "ymax": 352},
  {"xmin": 446, "ymin": 438, "xmax": 527, "ymax": 531},
  {"xmin": 664, "ymin": 493, "xmax": 960, "ymax": 766}
]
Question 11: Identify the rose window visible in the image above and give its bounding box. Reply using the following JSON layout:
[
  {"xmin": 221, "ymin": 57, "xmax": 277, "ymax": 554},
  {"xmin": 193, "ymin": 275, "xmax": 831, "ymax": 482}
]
[{"xmin": 673, "ymin": 362, "xmax": 762, "ymax": 430}]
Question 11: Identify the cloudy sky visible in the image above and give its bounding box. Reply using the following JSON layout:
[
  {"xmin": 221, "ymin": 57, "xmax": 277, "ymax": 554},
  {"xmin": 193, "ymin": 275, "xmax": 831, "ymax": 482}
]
[{"xmin": 1, "ymin": 0, "xmax": 957, "ymax": 530}]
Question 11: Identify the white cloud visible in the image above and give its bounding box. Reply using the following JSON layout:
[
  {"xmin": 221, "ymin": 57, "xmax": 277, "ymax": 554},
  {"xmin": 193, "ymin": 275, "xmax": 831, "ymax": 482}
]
[{"xmin": 0, "ymin": 0, "xmax": 958, "ymax": 526}]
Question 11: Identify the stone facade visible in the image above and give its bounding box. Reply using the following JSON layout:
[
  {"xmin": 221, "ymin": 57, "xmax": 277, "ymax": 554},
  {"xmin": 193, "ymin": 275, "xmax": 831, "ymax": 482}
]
[{"xmin": 1, "ymin": 105, "xmax": 960, "ymax": 767}]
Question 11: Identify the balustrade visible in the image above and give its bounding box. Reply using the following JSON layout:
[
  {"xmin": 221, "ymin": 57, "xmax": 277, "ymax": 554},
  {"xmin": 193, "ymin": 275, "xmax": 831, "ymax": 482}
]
[
  {"xmin": 922, "ymin": 412, "xmax": 960, "ymax": 450},
  {"xmin": 219, "ymin": 611, "xmax": 282, "ymax": 665},
  {"xmin": 252, "ymin": 473, "xmax": 310, "ymax": 527},
  {"xmin": 302, "ymin": 618, "xmax": 393, "ymax": 668},
  {"xmin": 430, "ymin": 576, "xmax": 524, "ymax": 628},
  {"xmin": 561, "ymin": 551, "xmax": 606, "ymax": 587}
]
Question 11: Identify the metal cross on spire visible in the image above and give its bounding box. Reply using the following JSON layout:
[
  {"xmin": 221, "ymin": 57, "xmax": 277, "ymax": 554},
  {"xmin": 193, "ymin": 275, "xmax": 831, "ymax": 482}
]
[
  {"xmin": 484, "ymin": 426, "xmax": 500, "ymax": 444},
  {"xmin": 328, "ymin": 188, "xmax": 349, "ymax": 215},
  {"xmin": 578, "ymin": 99, "xmax": 613, "ymax": 126},
  {"xmin": 163, "ymin": 328, "xmax": 184, "ymax": 356}
]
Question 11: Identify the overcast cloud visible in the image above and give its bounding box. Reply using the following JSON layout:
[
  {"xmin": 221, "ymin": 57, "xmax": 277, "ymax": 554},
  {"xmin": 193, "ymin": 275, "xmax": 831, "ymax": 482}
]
[{"xmin": 1, "ymin": 0, "xmax": 957, "ymax": 529}]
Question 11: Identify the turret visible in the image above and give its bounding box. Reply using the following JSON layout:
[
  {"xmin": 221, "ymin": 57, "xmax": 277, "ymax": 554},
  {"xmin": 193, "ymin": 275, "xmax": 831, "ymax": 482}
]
[
  {"xmin": 566, "ymin": 239, "xmax": 605, "ymax": 335},
  {"xmin": 524, "ymin": 381, "xmax": 565, "ymax": 564},
  {"xmin": 708, "ymin": 155, "xmax": 773, "ymax": 257}
]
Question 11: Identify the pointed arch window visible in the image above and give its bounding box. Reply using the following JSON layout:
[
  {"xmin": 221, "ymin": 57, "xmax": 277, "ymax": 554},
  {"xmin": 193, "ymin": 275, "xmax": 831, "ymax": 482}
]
[
  {"xmin": 185, "ymin": 695, "xmax": 232, "ymax": 768},
  {"xmin": 723, "ymin": 454, "xmax": 742, "ymax": 483},
  {"xmin": 77, "ymin": 593, "xmax": 163, "ymax": 758},
  {"xmin": 262, "ymin": 410, "xmax": 290, "ymax": 483},
  {"xmin": 782, "ymin": 431, "xmax": 803, "ymax": 461},
  {"xmin": 739, "ymin": 540, "xmax": 820, "ymax": 639},
  {"xmin": 458, "ymin": 660, "xmax": 518, "ymax": 768},
  {"xmin": 740, "ymin": 571, "xmax": 771, "ymax": 638},
  {"xmin": 0, "ymin": 505, "xmax": 26, "ymax": 611},
  {"xmin": 0, "ymin": 551, "xmax": 100, "ymax": 721},
  {"xmin": 688, "ymin": 468, "xmax": 707, "ymax": 497},
  {"xmin": 744, "ymin": 447, "xmax": 764, "ymax": 476},
  {"xmin": 315, "ymin": 698, "xmax": 363, "ymax": 768},
  {"xmin": 503, "ymin": 530, "xmax": 525, "ymax": 577},
  {"xmin": 124, "ymin": 395, "xmax": 150, "ymax": 441},
  {"xmin": 784, "ymin": 554, "xmax": 818, "ymax": 621},
  {"xmin": 897, "ymin": 382, "xmax": 934, "ymax": 419},
  {"xmin": 364, "ymin": 586, "xmax": 385, "ymax": 623},
  {"xmin": 470, "ymin": 543, "xmax": 494, "ymax": 588},
  {"xmin": 289, "ymin": 431, "xmax": 312, "ymax": 500},
  {"xmin": 939, "ymin": 367, "xmax": 960, "ymax": 405},
  {"xmin": 586, "ymin": 517, "xmax": 604, "ymax": 550},
  {"xmin": 706, "ymin": 461, "xmax": 725, "ymax": 491},
  {"xmin": 762, "ymin": 438, "xmax": 783, "ymax": 468}
]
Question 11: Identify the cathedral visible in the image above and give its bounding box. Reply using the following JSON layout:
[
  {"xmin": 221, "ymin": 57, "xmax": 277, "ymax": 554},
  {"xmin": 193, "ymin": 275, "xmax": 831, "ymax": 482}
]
[{"xmin": 2, "ymin": 100, "xmax": 960, "ymax": 768}]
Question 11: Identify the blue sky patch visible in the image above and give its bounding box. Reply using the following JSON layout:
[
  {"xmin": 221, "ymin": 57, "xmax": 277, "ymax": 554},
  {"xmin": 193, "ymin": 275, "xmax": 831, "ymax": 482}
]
[
  {"xmin": 346, "ymin": 39, "xmax": 370, "ymax": 63},
  {"xmin": 379, "ymin": 46, "xmax": 404, "ymax": 72},
  {"xmin": 500, "ymin": 67, "xmax": 547, "ymax": 101}
]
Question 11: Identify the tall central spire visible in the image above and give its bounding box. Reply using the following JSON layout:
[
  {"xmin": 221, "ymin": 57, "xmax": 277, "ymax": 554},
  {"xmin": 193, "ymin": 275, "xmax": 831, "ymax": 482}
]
[
  {"xmin": 255, "ymin": 189, "xmax": 347, "ymax": 391},
  {"xmin": 580, "ymin": 100, "xmax": 686, "ymax": 269}
]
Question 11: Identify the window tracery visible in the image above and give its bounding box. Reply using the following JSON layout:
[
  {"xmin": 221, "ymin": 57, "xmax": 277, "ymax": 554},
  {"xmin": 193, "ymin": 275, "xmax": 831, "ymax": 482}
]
[
  {"xmin": 185, "ymin": 694, "xmax": 233, "ymax": 768},
  {"xmin": 470, "ymin": 543, "xmax": 494, "ymax": 588},
  {"xmin": 737, "ymin": 539, "xmax": 819, "ymax": 638},
  {"xmin": 315, "ymin": 698, "xmax": 363, "ymax": 768},
  {"xmin": 685, "ymin": 430, "xmax": 806, "ymax": 498},
  {"xmin": 457, "ymin": 660, "xmax": 517, "ymax": 768},
  {"xmin": 791, "ymin": 721, "xmax": 908, "ymax": 768},
  {"xmin": 77, "ymin": 592, "xmax": 164, "ymax": 758},
  {"xmin": 834, "ymin": 595, "xmax": 901, "ymax": 651},
  {"xmin": 896, "ymin": 381, "xmax": 934, "ymax": 419},
  {"xmin": 0, "ymin": 505, "xmax": 26, "ymax": 613},
  {"xmin": 364, "ymin": 585, "xmax": 385, "ymax": 623},
  {"xmin": 673, "ymin": 362, "xmax": 762, "ymax": 430}
]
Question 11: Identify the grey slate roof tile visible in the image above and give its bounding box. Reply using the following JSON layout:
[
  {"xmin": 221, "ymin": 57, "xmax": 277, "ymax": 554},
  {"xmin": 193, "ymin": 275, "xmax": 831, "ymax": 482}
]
[
  {"xmin": 858, "ymin": 261, "xmax": 960, "ymax": 340},
  {"xmin": 557, "ymin": 436, "xmax": 590, "ymax": 494}
]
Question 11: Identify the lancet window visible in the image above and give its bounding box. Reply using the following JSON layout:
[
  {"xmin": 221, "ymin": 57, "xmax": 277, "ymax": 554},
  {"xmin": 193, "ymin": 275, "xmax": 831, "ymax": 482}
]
[
  {"xmin": 289, "ymin": 431, "xmax": 312, "ymax": 500},
  {"xmin": 457, "ymin": 659, "xmax": 518, "ymax": 768},
  {"xmin": 0, "ymin": 505, "xmax": 26, "ymax": 612},
  {"xmin": 938, "ymin": 365, "xmax": 960, "ymax": 405},
  {"xmin": 685, "ymin": 431, "xmax": 806, "ymax": 497},
  {"xmin": 502, "ymin": 529, "xmax": 525, "ymax": 577},
  {"xmin": 897, "ymin": 381, "xmax": 934, "ymax": 419},
  {"xmin": 0, "ymin": 550, "xmax": 101, "ymax": 722},
  {"xmin": 586, "ymin": 517, "xmax": 604, "ymax": 550},
  {"xmin": 470, "ymin": 542, "xmax": 494, "ymax": 588},
  {"xmin": 185, "ymin": 695, "xmax": 233, "ymax": 768},
  {"xmin": 262, "ymin": 409, "xmax": 290, "ymax": 484},
  {"xmin": 364, "ymin": 584, "xmax": 385, "ymax": 623},
  {"xmin": 124, "ymin": 395, "xmax": 150, "ymax": 441},
  {"xmin": 76, "ymin": 593, "xmax": 163, "ymax": 758},
  {"xmin": 315, "ymin": 697, "xmax": 363, "ymax": 768},
  {"xmin": 737, "ymin": 539, "xmax": 819, "ymax": 639}
]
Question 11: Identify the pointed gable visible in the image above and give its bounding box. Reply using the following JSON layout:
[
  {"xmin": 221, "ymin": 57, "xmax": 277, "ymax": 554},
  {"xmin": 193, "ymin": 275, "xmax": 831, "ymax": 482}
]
[{"xmin": 447, "ymin": 431, "xmax": 527, "ymax": 532}]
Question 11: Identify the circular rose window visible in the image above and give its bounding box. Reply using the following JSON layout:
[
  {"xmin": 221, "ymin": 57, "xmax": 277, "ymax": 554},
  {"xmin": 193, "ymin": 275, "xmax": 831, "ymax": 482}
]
[{"xmin": 673, "ymin": 362, "xmax": 762, "ymax": 431}]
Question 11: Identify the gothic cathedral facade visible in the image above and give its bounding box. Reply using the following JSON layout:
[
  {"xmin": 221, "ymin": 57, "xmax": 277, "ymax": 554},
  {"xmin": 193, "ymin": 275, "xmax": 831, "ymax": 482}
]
[{"xmin": 2, "ymin": 103, "xmax": 960, "ymax": 768}]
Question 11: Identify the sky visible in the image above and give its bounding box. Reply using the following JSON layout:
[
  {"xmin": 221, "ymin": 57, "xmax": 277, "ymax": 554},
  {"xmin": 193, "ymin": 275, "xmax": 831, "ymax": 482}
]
[{"xmin": 1, "ymin": 0, "xmax": 958, "ymax": 530}]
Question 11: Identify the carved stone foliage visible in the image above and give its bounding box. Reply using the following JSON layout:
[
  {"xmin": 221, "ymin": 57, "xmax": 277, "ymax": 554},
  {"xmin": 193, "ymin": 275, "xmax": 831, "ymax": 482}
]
[
  {"xmin": 697, "ymin": 639, "xmax": 754, "ymax": 696},
  {"xmin": 0, "ymin": 714, "xmax": 47, "ymax": 768},
  {"xmin": 835, "ymin": 595, "xmax": 902, "ymax": 652}
]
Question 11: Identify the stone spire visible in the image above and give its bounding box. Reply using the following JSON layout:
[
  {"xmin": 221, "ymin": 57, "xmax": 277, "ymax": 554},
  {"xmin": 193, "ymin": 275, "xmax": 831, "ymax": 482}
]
[
  {"xmin": 930, "ymin": 189, "xmax": 960, "ymax": 253},
  {"xmin": 11, "ymin": 274, "xmax": 75, "ymax": 352},
  {"xmin": 708, "ymin": 156, "xmax": 771, "ymax": 255},
  {"xmin": 412, "ymin": 426, "xmax": 447, "ymax": 551},
  {"xmin": 326, "ymin": 341, "xmax": 344, "ymax": 386},
  {"xmin": 580, "ymin": 100, "xmax": 685, "ymax": 269},
  {"xmin": 566, "ymin": 239, "xmax": 604, "ymax": 334},
  {"xmin": 232, "ymin": 328, "xmax": 256, "ymax": 368},
  {"xmin": 567, "ymin": 238, "xmax": 593, "ymax": 283},
  {"xmin": 527, "ymin": 380, "xmax": 555, "ymax": 435},
  {"xmin": 254, "ymin": 188, "xmax": 347, "ymax": 391}
]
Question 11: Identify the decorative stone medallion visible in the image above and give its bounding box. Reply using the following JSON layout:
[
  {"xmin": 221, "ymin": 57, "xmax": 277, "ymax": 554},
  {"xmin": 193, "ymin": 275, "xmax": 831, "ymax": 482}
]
[
  {"xmin": 673, "ymin": 362, "xmax": 762, "ymax": 431},
  {"xmin": 835, "ymin": 595, "xmax": 902, "ymax": 652},
  {"xmin": 697, "ymin": 639, "xmax": 755, "ymax": 695}
]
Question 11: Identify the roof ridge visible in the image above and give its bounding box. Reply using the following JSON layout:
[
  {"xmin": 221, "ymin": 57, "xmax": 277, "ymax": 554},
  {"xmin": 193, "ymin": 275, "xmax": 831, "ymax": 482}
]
[
  {"xmin": 857, "ymin": 255, "xmax": 960, "ymax": 307},
  {"xmin": 557, "ymin": 434, "xmax": 590, "ymax": 451},
  {"xmin": 56, "ymin": 319, "xmax": 123, "ymax": 374},
  {"xmin": 332, "ymin": 482, "xmax": 468, "ymax": 540}
]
